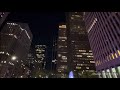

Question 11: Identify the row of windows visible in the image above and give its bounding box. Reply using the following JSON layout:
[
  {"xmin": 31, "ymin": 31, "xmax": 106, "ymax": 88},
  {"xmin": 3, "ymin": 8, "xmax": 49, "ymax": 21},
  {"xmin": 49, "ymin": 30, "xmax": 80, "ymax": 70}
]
[
  {"xmin": 96, "ymin": 50, "xmax": 120, "ymax": 66},
  {"xmin": 98, "ymin": 66, "xmax": 120, "ymax": 78},
  {"xmin": 88, "ymin": 12, "xmax": 120, "ymax": 62}
]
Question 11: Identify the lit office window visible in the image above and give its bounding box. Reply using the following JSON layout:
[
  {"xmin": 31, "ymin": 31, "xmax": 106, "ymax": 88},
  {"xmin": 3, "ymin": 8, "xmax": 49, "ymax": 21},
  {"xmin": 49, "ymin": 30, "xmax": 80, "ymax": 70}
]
[
  {"xmin": 97, "ymin": 72, "xmax": 102, "ymax": 78},
  {"xmin": 114, "ymin": 53, "xmax": 118, "ymax": 58},
  {"xmin": 106, "ymin": 69, "xmax": 112, "ymax": 78},
  {"xmin": 58, "ymin": 54, "xmax": 61, "ymax": 57},
  {"xmin": 86, "ymin": 67, "xmax": 89, "ymax": 69},
  {"xmin": 102, "ymin": 70, "xmax": 107, "ymax": 78},
  {"xmin": 89, "ymin": 50, "xmax": 92, "ymax": 52},
  {"xmin": 87, "ymin": 56, "xmax": 93, "ymax": 58},
  {"xmin": 62, "ymin": 56, "xmax": 67, "ymax": 60},
  {"xmin": 111, "ymin": 68, "xmax": 117, "ymax": 78},
  {"xmin": 90, "ymin": 61, "xmax": 95, "ymax": 63},
  {"xmin": 117, "ymin": 50, "xmax": 120, "ymax": 56},
  {"xmin": 117, "ymin": 66, "xmax": 120, "ymax": 76},
  {"xmin": 76, "ymin": 66, "xmax": 81, "ymax": 69},
  {"xmin": 71, "ymin": 17, "xmax": 74, "ymax": 19},
  {"xmin": 111, "ymin": 54, "xmax": 115, "ymax": 59},
  {"xmin": 79, "ymin": 50, "xmax": 86, "ymax": 52},
  {"xmin": 59, "ymin": 25, "xmax": 66, "ymax": 28},
  {"xmin": 76, "ymin": 55, "xmax": 82, "ymax": 57}
]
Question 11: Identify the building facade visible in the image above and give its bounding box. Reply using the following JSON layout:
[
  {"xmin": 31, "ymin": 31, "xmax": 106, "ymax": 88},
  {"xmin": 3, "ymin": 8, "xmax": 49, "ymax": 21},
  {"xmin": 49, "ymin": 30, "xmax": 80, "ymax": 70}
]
[
  {"xmin": 57, "ymin": 24, "xmax": 68, "ymax": 78},
  {"xmin": 66, "ymin": 12, "xmax": 96, "ymax": 78},
  {"xmin": 27, "ymin": 48, "xmax": 37, "ymax": 78},
  {"xmin": 35, "ymin": 45, "xmax": 47, "ymax": 70},
  {"xmin": 51, "ymin": 37, "xmax": 57, "ymax": 71},
  {"xmin": 84, "ymin": 12, "xmax": 120, "ymax": 78},
  {"xmin": 0, "ymin": 22, "xmax": 32, "ymax": 78},
  {"xmin": 0, "ymin": 12, "xmax": 9, "ymax": 29}
]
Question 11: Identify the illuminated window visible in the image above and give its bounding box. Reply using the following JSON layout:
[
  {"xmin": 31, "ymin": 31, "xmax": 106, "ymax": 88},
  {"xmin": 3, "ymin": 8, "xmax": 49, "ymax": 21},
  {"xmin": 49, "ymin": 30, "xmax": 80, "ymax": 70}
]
[
  {"xmin": 14, "ymin": 35, "xmax": 18, "ymax": 39},
  {"xmin": 71, "ymin": 17, "xmax": 74, "ymax": 19},
  {"xmin": 75, "ymin": 15, "xmax": 80, "ymax": 17},
  {"xmin": 58, "ymin": 54, "xmax": 61, "ymax": 57},
  {"xmin": 109, "ymin": 55, "xmax": 112, "ymax": 60},
  {"xmin": 79, "ymin": 50, "xmax": 86, "ymax": 52},
  {"xmin": 111, "ymin": 54, "xmax": 115, "ymax": 59},
  {"xmin": 111, "ymin": 68, "xmax": 117, "ymax": 78},
  {"xmin": 107, "ymin": 56, "xmax": 110, "ymax": 61},
  {"xmin": 60, "ymin": 60, "xmax": 67, "ymax": 62},
  {"xmin": 106, "ymin": 69, "xmax": 112, "ymax": 78},
  {"xmin": 102, "ymin": 70, "xmax": 107, "ymax": 78},
  {"xmin": 114, "ymin": 53, "xmax": 118, "ymax": 58},
  {"xmin": 117, "ymin": 50, "xmax": 120, "ymax": 56},
  {"xmin": 59, "ymin": 25, "xmax": 66, "ymax": 28},
  {"xmin": 4, "ymin": 61, "xmax": 6, "ymax": 63},
  {"xmin": 90, "ymin": 61, "xmax": 95, "ymax": 63},
  {"xmin": 60, "ymin": 65, "xmax": 67, "ymax": 69},
  {"xmin": 76, "ymin": 66, "xmax": 81, "ymax": 69},
  {"xmin": 62, "ymin": 40, "xmax": 65, "ymax": 41},
  {"xmin": 1, "ymin": 61, "xmax": 3, "ymax": 63},
  {"xmin": 117, "ymin": 66, "xmax": 120, "ymax": 75},
  {"xmin": 89, "ymin": 50, "xmax": 92, "ymax": 52},
  {"xmin": 86, "ymin": 67, "xmax": 89, "ymax": 69},
  {"xmin": 88, "ymin": 18, "xmax": 97, "ymax": 33},
  {"xmin": 87, "ymin": 56, "xmax": 93, "ymax": 58},
  {"xmin": 76, "ymin": 55, "xmax": 82, "ymax": 57},
  {"xmin": 59, "ymin": 37, "xmax": 67, "ymax": 39},
  {"xmin": 62, "ymin": 56, "xmax": 67, "ymax": 60}
]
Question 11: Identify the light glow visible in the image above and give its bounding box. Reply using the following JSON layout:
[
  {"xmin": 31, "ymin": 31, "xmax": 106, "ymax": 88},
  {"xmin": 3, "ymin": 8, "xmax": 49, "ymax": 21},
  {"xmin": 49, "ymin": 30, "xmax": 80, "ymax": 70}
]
[{"xmin": 69, "ymin": 71, "xmax": 74, "ymax": 78}]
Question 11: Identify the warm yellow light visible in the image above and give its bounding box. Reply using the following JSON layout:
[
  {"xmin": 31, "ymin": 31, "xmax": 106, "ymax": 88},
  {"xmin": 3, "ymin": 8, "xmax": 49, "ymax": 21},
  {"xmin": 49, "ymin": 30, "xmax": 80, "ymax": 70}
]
[
  {"xmin": 115, "ymin": 53, "xmax": 118, "ymax": 58},
  {"xmin": 11, "ymin": 56, "xmax": 17, "ymax": 61},
  {"xmin": 117, "ymin": 50, "xmax": 120, "ymax": 56},
  {"xmin": 111, "ymin": 54, "xmax": 115, "ymax": 59}
]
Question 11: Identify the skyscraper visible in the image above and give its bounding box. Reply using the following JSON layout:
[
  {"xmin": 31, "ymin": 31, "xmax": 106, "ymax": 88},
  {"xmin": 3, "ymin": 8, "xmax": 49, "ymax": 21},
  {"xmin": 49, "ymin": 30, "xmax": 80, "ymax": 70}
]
[
  {"xmin": 35, "ymin": 45, "xmax": 47, "ymax": 70},
  {"xmin": 84, "ymin": 12, "xmax": 120, "ymax": 78},
  {"xmin": 0, "ymin": 22, "xmax": 32, "ymax": 78},
  {"xmin": 27, "ymin": 48, "xmax": 37, "ymax": 78},
  {"xmin": 57, "ymin": 24, "xmax": 68, "ymax": 78},
  {"xmin": 51, "ymin": 37, "xmax": 57, "ymax": 71},
  {"xmin": 0, "ymin": 12, "xmax": 9, "ymax": 29},
  {"xmin": 66, "ymin": 12, "xmax": 96, "ymax": 78}
]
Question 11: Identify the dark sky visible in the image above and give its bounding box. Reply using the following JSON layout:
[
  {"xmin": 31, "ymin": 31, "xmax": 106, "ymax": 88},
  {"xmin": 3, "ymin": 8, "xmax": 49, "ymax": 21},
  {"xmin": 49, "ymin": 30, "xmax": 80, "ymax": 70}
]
[{"xmin": 7, "ymin": 12, "xmax": 66, "ymax": 70}]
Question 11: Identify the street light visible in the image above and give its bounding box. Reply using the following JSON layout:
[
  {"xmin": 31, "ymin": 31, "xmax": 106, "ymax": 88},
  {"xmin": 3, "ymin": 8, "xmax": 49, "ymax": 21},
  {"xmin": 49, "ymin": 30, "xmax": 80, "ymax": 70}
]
[{"xmin": 11, "ymin": 56, "xmax": 17, "ymax": 61}]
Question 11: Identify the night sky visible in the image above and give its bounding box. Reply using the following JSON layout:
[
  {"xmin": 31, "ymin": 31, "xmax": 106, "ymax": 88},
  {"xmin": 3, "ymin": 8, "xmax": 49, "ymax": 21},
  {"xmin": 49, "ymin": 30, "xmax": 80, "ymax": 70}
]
[{"xmin": 7, "ymin": 12, "xmax": 66, "ymax": 70}]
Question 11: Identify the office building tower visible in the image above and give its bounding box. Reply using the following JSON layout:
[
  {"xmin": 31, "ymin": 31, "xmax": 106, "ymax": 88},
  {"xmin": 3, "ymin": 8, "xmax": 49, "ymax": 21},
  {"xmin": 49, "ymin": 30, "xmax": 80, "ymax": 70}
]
[
  {"xmin": 0, "ymin": 22, "xmax": 32, "ymax": 78},
  {"xmin": 51, "ymin": 37, "xmax": 57, "ymax": 71},
  {"xmin": 84, "ymin": 12, "xmax": 120, "ymax": 78},
  {"xmin": 35, "ymin": 45, "xmax": 47, "ymax": 70},
  {"xmin": 0, "ymin": 12, "xmax": 9, "ymax": 29},
  {"xmin": 27, "ymin": 48, "xmax": 37, "ymax": 77},
  {"xmin": 66, "ymin": 12, "xmax": 96, "ymax": 78},
  {"xmin": 57, "ymin": 24, "xmax": 68, "ymax": 78}
]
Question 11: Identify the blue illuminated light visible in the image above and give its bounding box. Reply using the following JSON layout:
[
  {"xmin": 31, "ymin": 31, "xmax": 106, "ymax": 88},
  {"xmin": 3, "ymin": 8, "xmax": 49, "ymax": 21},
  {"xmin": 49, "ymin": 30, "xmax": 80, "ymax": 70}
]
[{"xmin": 69, "ymin": 71, "xmax": 74, "ymax": 78}]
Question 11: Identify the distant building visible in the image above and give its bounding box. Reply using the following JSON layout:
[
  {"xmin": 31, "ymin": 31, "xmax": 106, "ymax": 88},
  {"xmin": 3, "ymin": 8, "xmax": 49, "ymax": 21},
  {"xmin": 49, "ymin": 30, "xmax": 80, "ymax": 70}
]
[
  {"xmin": 35, "ymin": 45, "xmax": 47, "ymax": 70},
  {"xmin": 66, "ymin": 12, "xmax": 96, "ymax": 78},
  {"xmin": 51, "ymin": 37, "xmax": 57, "ymax": 71},
  {"xmin": 57, "ymin": 24, "xmax": 68, "ymax": 78},
  {"xmin": 84, "ymin": 12, "xmax": 120, "ymax": 78},
  {"xmin": 0, "ymin": 22, "xmax": 32, "ymax": 78},
  {"xmin": 27, "ymin": 48, "xmax": 37, "ymax": 77}
]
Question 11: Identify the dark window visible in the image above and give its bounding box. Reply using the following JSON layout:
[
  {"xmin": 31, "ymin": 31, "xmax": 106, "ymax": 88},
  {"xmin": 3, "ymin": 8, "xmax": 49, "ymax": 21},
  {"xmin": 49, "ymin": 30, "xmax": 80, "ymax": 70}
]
[
  {"xmin": 109, "ymin": 18, "xmax": 117, "ymax": 40},
  {"xmin": 116, "ymin": 13, "xmax": 120, "ymax": 21}
]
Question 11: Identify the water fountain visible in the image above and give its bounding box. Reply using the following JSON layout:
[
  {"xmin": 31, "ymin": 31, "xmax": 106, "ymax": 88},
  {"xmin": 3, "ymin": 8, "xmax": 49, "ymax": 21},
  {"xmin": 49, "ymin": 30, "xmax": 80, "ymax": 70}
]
[{"xmin": 69, "ymin": 71, "xmax": 74, "ymax": 78}]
